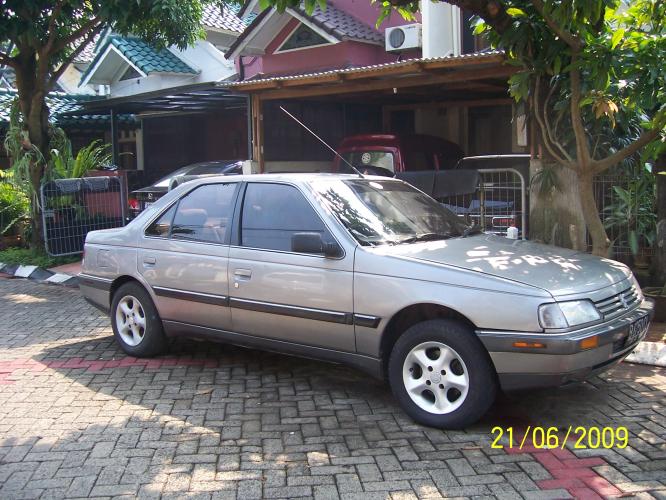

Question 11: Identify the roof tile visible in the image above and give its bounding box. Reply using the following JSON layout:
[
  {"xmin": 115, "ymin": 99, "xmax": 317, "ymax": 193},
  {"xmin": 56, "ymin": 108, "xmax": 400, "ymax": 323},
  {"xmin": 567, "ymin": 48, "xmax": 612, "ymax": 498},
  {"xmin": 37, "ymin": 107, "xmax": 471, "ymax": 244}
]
[
  {"xmin": 202, "ymin": 4, "xmax": 246, "ymax": 33},
  {"xmin": 295, "ymin": 3, "xmax": 383, "ymax": 45},
  {"xmin": 110, "ymin": 37, "xmax": 198, "ymax": 75}
]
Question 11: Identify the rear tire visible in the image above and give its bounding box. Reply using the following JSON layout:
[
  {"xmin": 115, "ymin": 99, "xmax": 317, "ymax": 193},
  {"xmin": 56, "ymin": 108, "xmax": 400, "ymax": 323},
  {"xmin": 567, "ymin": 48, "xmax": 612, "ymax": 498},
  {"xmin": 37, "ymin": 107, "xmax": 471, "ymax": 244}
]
[
  {"xmin": 111, "ymin": 282, "xmax": 167, "ymax": 357},
  {"xmin": 388, "ymin": 319, "xmax": 497, "ymax": 429}
]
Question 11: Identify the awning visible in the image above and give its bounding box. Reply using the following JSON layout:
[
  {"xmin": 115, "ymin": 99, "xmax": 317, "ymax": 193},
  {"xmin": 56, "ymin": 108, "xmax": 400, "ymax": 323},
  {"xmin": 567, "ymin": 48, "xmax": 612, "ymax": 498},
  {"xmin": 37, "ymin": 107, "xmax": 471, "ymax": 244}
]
[
  {"xmin": 81, "ymin": 82, "xmax": 247, "ymax": 116},
  {"xmin": 220, "ymin": 51, "xmax": 514, "ymax": 102}
]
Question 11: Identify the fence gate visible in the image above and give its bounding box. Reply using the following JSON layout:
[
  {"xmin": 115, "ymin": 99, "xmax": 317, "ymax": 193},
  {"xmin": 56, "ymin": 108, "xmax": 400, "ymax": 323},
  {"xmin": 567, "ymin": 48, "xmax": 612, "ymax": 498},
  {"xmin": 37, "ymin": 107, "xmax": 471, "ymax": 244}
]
[
  {"xmin": 439, "ymin": 168, "xmax": 528, "ymax": 238},
  {"xmin": 41, "ymin": 176, "xmax": 127, "ymax": 256}
]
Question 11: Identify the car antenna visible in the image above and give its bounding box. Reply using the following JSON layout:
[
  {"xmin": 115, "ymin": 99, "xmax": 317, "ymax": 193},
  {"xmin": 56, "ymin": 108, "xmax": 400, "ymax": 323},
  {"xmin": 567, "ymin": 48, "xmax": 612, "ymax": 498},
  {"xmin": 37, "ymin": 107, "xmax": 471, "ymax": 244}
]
[{"xmin": 279, "ymin": 105, "xmax": 364, "ymax": 178}]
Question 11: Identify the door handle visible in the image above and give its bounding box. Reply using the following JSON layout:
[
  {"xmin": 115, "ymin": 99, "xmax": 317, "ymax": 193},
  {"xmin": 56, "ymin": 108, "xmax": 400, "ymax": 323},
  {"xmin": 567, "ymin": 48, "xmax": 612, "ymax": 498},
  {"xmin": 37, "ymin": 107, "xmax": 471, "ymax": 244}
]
[
  {"xmin": 234, "ymin": 269, "xmax": 252, "ymax": 279},
  {"xmin": 143, "ymin": 256, "xmax": 156, "ymax": 265}
]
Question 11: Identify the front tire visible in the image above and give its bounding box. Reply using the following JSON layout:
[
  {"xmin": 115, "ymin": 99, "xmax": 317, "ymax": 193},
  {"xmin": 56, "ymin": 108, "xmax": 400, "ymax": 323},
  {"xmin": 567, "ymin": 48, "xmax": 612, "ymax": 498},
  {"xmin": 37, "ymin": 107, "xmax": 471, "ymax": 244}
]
[
  {"xmin": 111, "ymin": 282, "xmax": 167, "ymax": 357},
  {"xmin": 388, "ymin": 319, "xmax": 497, "ymax": 429}
]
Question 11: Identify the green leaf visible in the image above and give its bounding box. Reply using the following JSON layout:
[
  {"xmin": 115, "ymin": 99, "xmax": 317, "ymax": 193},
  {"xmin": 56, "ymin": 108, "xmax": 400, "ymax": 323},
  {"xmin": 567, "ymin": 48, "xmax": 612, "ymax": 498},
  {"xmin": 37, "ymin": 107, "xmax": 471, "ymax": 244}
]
[
  {"xmin": 506, "ymin": 7, "xmax": 527, "ymax": 17},
  {"xmin": 628, "ymin": 231, "xmax": 639, "ymax": 256},
  {"xmin": 611, "ymin": 29, "xmax": 625, "ymax": 49}
]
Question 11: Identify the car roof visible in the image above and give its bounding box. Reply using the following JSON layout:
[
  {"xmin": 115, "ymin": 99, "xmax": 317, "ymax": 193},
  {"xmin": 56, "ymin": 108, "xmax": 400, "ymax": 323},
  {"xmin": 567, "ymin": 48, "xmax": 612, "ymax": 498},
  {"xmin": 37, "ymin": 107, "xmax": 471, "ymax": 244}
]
[{"xmin": 178, "ymin": 172, "xmax": 398, "ymax": 188}]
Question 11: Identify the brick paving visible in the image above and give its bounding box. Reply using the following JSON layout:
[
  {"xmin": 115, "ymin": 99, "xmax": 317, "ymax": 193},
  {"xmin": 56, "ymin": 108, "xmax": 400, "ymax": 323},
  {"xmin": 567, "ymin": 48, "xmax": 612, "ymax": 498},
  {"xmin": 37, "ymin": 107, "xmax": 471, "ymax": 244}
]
[{"xmin": 0, "ymin": 278, "xmax": 665, "ymax": 499}]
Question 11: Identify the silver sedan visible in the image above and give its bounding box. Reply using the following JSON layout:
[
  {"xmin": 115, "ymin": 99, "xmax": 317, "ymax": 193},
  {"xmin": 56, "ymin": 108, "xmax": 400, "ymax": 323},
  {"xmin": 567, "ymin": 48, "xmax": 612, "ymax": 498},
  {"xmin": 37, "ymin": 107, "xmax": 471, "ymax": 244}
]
[{"xmin": 80, "ymin": 174, "xmax": 653, "ymax": 428}]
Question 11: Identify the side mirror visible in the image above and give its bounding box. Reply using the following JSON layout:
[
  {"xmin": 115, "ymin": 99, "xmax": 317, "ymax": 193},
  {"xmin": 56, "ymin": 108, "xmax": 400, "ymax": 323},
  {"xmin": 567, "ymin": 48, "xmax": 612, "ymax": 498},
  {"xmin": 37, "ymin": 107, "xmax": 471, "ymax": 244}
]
[{"xmin": 291, "ymin": 232, "xmax": 342, "ymax": 258}]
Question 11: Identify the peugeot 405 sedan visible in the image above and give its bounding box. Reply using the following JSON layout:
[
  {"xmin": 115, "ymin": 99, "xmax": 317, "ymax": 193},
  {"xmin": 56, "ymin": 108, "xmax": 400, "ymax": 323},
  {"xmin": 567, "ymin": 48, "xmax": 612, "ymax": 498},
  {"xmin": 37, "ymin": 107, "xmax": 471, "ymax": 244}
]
[{"xmin": 80, "ymin": 174, "xmax": 653, "ymax": 428}]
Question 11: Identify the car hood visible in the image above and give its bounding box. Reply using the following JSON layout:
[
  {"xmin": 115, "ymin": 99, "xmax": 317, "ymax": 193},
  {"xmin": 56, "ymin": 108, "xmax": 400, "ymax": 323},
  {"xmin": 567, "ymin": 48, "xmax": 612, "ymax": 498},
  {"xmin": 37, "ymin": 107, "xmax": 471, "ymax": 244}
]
[{"xmin": 379, "ymin": 234, "xmax": 631, "ymax": 296}]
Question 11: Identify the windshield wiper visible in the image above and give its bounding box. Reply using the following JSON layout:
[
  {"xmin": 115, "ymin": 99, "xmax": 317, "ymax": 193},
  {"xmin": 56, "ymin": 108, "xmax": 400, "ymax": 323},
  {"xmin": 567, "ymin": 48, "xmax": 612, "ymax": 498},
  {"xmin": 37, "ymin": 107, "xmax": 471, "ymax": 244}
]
[
  {"xmin": 461, "ymin": 225, "xmax": 483, "ymax": 238},
  {"xmin": 397, "ymin": 232, "xmax": 453, "ymax": 244}
]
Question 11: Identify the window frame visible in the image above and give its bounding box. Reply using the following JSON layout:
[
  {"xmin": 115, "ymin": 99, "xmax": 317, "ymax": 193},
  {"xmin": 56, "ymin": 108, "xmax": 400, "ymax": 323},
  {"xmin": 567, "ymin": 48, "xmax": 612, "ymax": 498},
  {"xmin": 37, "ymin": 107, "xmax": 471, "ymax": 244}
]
[
  {"xmin": 234, "ymin": 181, "xmax": 345, "ymax": 259},
  {"xmin": 143, "ymin": 182, "xmax": 240, "ymax": 246},
  {"xmin": 274, "ymin": 22, "xmax": 335, "ymax": 54}
]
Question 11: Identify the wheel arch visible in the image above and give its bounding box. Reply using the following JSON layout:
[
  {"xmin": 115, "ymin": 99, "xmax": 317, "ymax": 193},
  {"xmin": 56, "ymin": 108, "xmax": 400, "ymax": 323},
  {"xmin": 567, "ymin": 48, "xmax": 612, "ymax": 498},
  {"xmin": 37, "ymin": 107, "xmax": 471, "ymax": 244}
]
[
  {"xmin": 109, "ymin": 275, "xmax": 145, "ymax": 307},
  {"xmin": 379, "ymin": 303, "xmax": 488, "ymax": 376}
]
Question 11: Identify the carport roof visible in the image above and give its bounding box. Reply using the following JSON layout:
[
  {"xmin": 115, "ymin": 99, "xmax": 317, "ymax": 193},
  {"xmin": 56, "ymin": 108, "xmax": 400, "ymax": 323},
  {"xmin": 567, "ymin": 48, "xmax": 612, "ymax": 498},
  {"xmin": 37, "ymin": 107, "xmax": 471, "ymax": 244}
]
[
  {"xmin": 220, "ymin": 51, "xmax": 514, "ymax": 101},
  {"xmin": 80, "ymin": 82, "xmax": 247, "ymax": 115}
]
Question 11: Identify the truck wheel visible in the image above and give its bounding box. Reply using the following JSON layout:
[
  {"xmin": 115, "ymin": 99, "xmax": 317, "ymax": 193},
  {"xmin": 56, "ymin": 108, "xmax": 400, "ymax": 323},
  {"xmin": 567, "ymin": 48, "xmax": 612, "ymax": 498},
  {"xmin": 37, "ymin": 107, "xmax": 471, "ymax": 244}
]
[
  {"xmin": 111, "ymin": 282, "xmax": 167, "ymax": 357},
  {"xmin": 388, "ymin": 319, "xmax": 497, "ymax": 429}
]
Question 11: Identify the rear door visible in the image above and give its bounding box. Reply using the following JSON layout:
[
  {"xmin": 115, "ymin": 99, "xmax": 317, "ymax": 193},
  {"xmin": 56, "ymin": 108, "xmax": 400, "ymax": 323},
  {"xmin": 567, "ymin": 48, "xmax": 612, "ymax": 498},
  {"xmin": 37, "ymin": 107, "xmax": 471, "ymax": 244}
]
[
  {"xmin": 137, "ymin": 182, "xmax": 239, "ymax": 330},
  {"xmin": 227, "ymin": 181, "xmax": 355, "ymax": 352}
]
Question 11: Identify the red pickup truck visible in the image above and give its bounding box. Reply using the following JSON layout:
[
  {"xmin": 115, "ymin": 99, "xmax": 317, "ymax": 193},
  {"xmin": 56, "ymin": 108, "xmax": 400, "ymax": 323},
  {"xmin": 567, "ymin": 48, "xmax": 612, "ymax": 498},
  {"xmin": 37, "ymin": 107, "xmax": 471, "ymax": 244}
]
[{"xmin": 333, "ymin": 134, "xmax": 464, "ymax": 176}]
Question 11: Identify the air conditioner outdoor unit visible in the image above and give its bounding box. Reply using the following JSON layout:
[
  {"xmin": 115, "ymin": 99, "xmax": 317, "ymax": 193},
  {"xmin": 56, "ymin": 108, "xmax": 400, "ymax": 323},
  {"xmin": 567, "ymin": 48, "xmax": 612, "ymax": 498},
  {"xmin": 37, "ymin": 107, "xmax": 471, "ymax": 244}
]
[{"xmin": 385, "ymin": 24, "xmax": 422, "ymax": 52}]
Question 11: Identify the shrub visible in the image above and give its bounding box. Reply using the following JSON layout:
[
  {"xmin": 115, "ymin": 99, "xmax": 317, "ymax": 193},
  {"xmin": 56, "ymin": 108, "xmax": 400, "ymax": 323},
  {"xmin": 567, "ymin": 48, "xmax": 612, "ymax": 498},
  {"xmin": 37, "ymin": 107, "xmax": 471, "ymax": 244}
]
[{"xmin": 0, "ymin": 170, "xmax": 30, "ymax": 235}]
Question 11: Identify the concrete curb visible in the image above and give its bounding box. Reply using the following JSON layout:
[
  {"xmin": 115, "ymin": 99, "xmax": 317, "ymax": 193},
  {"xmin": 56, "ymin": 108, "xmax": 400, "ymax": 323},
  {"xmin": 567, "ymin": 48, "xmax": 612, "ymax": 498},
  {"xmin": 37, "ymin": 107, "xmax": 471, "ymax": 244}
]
[
  {"xmin": 626, "ymin": 341, "xmax": 666, "ymax": 367},
  {"xmin": 0, "ymin": 261, "xmax": 79, "ymax": 287}
]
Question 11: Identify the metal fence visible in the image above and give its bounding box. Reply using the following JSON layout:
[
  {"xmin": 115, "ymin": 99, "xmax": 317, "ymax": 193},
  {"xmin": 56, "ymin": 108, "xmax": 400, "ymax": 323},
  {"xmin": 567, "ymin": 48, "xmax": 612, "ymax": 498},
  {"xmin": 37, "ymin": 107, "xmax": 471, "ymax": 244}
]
[
  {"xmin": 592, "ymin": 174, "xmax": 650, "ymax": 260},
  {"xmin": 41, "ymin": 176, "xmax": 127, "ymax": 256},
  {"xmin": 438, "ymin": 168, "xmax": 528, "ymax": 239}
]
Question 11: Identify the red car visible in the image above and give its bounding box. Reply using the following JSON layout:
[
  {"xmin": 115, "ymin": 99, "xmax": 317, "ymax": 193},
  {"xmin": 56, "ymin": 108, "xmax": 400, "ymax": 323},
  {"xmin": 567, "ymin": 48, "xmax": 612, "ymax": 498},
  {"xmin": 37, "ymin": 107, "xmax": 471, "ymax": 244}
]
[{"xmin": 333, "ymin": 134, "xmax": 464, "ymax": 176}]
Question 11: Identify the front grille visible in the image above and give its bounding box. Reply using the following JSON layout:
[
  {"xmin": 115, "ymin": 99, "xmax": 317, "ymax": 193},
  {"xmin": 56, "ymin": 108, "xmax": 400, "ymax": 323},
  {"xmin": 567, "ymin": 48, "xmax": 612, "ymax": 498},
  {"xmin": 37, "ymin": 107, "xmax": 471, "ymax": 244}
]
[{"xmin": 594, "ymin": 286, "xmax": 640, "ymax": 319}]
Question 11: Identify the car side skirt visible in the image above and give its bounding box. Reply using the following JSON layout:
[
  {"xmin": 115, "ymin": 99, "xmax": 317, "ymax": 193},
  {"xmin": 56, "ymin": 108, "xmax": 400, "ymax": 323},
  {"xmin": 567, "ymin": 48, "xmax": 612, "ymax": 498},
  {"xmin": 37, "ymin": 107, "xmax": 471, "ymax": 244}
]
[{"xmin": 162, "ymin": 320, "xmax": 384, "ymax": 380}]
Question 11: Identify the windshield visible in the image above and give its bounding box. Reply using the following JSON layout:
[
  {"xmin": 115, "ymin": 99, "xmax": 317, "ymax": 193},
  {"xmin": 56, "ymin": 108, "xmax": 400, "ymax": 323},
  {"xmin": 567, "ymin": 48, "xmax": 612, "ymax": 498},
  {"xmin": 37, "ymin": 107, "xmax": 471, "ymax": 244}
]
[
  {"xmin": 311, "ymin": 179, "xmax": 470, "ymax": 246},
  {"xmin": 153, "ymin": 162, "xmax": 238, "ymax": 188},
  {"xmin": 342, "ymin": 151, "xmax": 394, "ymax": 174}
]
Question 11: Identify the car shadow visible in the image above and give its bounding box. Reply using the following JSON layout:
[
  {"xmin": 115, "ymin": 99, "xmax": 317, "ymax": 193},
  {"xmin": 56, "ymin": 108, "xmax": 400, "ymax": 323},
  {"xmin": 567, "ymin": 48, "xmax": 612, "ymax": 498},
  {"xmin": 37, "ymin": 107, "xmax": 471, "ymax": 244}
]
[{"xmin": 35, "ymin": 334, "xmax": 665, "ymax": 438}]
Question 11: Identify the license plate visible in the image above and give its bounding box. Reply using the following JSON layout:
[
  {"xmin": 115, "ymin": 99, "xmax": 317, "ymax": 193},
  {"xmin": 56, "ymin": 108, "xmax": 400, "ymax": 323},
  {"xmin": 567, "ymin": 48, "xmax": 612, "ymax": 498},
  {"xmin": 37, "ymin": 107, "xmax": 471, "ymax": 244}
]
[{"xmin": 626, "ymin": 314, "xmax": 650, "ymax": 346}]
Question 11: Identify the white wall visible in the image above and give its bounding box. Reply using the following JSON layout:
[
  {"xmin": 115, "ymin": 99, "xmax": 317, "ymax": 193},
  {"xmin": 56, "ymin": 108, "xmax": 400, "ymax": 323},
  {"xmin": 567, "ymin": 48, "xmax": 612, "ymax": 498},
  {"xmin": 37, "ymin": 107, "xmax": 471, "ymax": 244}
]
[{"xmin": 106, "ymin": 38, "xmax": 236, "ymax": 98}]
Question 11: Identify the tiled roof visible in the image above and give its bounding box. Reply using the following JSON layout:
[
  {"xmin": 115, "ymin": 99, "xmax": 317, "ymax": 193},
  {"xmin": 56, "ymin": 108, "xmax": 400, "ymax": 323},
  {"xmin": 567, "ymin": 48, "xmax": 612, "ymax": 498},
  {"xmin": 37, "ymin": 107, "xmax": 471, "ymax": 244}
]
[
  {"xmin": 0, "ymin": 67, "xmax": 16, "ymax": 88},
  {"xmin": 73, "ymin": 32, "xmax": 104, "ymax": 64},
  {"xmin": 108, "ymin": 37, "xmax": 197, "ymax": 74},
  {"xmin": 0, "ymin": 88, "xmax": 101, "ymax": 125},
  {"xmin": 79, "ymin": 35, "xmax": 198, "ymax": 85},
  {"xmin": 294, "ymin": 3, "xmax": 383, "ymax": 45},
  {"xmin": 202, "ymin": 4, "xmax": 246, "ymax": 33},
  {"xmin": 227, "ymin": 2, "xmax": 382, "ymax": 58}
]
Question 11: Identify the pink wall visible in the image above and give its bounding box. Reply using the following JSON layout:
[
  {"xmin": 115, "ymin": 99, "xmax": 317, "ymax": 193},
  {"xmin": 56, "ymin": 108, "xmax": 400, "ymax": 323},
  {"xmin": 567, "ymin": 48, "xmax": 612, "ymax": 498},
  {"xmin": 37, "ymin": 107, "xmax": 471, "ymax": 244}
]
[{"xmin": 236, "ymin": 1, "xmax": 422, "ymax": 80}]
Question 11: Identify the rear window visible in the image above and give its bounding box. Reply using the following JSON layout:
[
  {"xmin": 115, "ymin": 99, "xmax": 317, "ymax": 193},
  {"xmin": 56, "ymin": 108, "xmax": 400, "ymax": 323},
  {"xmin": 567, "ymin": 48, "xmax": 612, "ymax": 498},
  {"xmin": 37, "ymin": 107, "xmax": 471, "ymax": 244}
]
[{"xmin": 342, "ymin": 151, "xmax": 394, "ymax": 174}]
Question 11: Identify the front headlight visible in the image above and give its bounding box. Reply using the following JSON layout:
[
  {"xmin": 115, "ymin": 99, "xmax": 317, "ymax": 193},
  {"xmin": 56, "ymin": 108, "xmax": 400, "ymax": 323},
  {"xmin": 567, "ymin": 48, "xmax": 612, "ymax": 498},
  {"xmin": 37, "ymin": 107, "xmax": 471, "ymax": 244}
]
[{"xmin": 538, "ymin": 300, "xmax": 601, "ymax": 330}]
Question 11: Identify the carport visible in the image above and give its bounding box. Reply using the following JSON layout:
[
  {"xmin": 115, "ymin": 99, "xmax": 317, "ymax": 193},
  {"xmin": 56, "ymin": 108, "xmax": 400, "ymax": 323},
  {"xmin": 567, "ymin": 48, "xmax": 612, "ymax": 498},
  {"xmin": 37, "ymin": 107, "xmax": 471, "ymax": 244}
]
[
  {"xmin": 79, "ymin": 83, "xmax": 249, "ymax": 186},
  {"xmin": 221, "ymin": 51, "xmax": 523, "ymax": 173}
]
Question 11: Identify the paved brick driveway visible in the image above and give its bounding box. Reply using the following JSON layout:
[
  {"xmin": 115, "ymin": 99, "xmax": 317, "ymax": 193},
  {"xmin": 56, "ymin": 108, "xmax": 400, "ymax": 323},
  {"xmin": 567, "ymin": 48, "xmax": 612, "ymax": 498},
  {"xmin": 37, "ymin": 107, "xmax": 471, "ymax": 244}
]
[{"xmin": 0, "ymin": 278, "xmax": 665, "ymax": 499}]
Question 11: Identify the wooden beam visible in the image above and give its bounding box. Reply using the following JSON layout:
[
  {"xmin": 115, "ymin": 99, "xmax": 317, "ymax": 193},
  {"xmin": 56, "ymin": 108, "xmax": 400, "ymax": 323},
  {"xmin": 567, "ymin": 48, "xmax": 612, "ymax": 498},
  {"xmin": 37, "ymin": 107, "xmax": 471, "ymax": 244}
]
[
  {"xmin": 383, "ymin": 98, "xmax": 513, "ymax": 112},
  {"xmin": 251, "ymin": 94, "xmax": 264, "ymax": 172},
  {"xmin": 231, "ymin": 53, "xmax": 507, "ymax": 92},
  {"xmin": 256, "ymin": 66, "xmax": 517, "ymax": 101}
]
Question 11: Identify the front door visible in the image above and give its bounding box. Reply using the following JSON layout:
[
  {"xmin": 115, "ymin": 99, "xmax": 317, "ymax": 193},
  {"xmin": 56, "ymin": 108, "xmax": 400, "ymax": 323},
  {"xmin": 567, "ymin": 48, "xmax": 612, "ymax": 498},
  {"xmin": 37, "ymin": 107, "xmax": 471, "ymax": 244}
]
[
  {"xmin": 228, "ymin": 182, "xmax": 355, "ymax": 352},
  {"xmin": 137, "ymin": 182, "xmax": 239, "ymax": 330}
]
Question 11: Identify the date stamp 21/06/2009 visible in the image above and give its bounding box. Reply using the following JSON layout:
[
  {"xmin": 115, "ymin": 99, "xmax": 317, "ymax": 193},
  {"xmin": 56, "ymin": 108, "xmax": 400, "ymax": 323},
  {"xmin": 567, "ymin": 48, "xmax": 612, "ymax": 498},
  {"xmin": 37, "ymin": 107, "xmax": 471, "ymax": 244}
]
[{"xmin": 491, "ymin": 426, "xmax": 629, "ymax": 450}]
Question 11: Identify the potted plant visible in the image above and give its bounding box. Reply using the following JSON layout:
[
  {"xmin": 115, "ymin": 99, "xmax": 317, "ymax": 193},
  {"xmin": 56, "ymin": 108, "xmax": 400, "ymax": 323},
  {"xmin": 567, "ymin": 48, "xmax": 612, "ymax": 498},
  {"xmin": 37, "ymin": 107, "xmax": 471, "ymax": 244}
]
[{"xmin": 603, "ymin": 164, "xmax": 656, "ymax": 268}]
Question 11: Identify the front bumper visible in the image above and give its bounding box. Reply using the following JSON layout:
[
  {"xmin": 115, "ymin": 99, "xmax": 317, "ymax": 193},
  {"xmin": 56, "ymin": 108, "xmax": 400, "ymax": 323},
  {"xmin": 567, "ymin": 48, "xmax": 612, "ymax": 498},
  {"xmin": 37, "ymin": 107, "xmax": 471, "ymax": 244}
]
[{"xmin": 476, "ymin": 299, "xmax": 654, "ymax": 391}]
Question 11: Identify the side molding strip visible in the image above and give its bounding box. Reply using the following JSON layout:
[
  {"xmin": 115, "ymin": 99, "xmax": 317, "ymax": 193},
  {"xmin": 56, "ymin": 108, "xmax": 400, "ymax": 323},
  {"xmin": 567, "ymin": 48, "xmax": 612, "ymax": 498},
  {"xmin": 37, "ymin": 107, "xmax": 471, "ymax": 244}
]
[
  {"xmin": 230, "ymin": 297, "xmax": 353, "ymax": 325},
  {"xmin": 353, "ymin": 314, "xmax": 381, "ymax": 328},
  {"xmin": 151, "ymin": 288, "xmax": 382, "ymax": 328},
  {"xmin": 79, "ymin": 274, "xmax": 112, "ymax": 292},
  {"xmin": 153, "ymin": 286, "xmax": 229, "ymax": 306}
]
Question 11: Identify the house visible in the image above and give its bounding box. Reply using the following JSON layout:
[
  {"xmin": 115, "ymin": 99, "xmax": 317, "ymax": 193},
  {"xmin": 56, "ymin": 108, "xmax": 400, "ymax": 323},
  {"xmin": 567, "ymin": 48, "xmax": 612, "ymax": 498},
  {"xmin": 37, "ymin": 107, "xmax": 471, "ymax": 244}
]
[
  {"xmin": 223, "ymin": 0, "xmax": 523, "ymax": 172},
  {"xmin": 74, "ymin": 4, "xmax": 248, "ymax": 185}
]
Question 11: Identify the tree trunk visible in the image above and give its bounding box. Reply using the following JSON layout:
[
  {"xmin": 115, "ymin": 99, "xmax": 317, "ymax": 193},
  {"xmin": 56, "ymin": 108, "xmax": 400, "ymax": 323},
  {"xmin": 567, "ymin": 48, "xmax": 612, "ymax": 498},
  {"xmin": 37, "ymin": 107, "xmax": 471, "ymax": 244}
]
[
  {"xmin": 578, "ymin": 172, "xmax": 610, "ymax": 257},
  {"xmin": 14, "ymin": 59, "xmax": 49, "ymax": 252},
  {"xmin": 653, "ymin": 154, "xmax": 666, "ymax": 283},
  {"xmin": 529, "ymin": 161, "xmax": 587, "ymax": 250}
]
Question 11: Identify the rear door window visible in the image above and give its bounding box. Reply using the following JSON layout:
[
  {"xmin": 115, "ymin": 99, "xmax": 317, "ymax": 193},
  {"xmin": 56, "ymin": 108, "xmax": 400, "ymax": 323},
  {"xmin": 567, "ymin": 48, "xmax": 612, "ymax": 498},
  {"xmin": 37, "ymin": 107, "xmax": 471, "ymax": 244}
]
[
  {"xmin": 343, "ymin": 151, "xmax": 395, "ymax": 174},
  {"xmin": 169, "ymin": 183, "xmax": 237, "ymax": 243},
  {"xmin": 240, "ymin": 183, "xmax": 331, "ymax": 252},
  {"xmin": 145, "ymin": 205, "xmax": 176, "ymax": 237}
]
